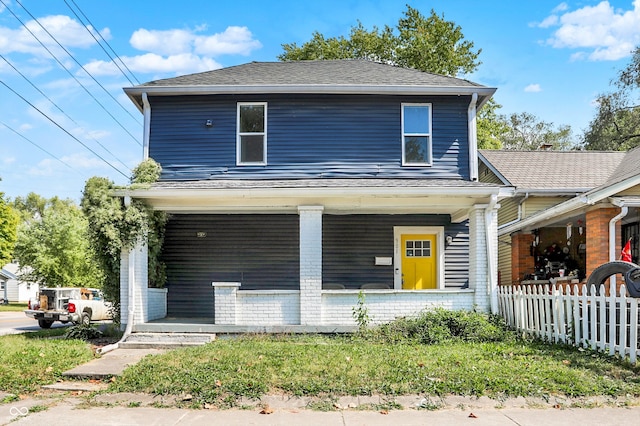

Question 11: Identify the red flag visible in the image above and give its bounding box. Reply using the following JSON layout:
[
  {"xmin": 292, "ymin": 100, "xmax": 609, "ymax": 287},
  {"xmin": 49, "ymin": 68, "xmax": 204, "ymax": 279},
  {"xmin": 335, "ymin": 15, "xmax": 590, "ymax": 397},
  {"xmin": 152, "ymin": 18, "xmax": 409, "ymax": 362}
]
[{"xmin": 621, "ymin": 238, "xmax": 632, "ymax": 262}]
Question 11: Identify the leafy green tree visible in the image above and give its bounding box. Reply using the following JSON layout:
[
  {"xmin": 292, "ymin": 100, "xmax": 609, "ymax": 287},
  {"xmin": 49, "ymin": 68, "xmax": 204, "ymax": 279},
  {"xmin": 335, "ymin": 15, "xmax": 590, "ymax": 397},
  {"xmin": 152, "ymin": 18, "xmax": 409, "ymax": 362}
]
[
  {"xmin": 279, "ymin": 6, "xmax": 481, "ymax": 77},
  {"xmin": 0, "ymin": 186, "xmax": 19, "ymax": 266},
  {"xmin": 13, "ymin": 200, "xmax": 102, "ymax": 287},
  {"xmin": 500, "ymin": 112, "xmax": 575, "ymax": 150},
  {"xmin": 583, "ymin": 46, "xmax": 640, "ymax": 150},
  {"xmin": 477, "ymin": 99, "xmax": 508, "ymax": 149},
  {"xmin": 82, "ymin": 159, "xmax": 167, "ymax": 304},
  {"xmin": 12, "ymin": 192, "xmax": 75, "ymax": 223}
]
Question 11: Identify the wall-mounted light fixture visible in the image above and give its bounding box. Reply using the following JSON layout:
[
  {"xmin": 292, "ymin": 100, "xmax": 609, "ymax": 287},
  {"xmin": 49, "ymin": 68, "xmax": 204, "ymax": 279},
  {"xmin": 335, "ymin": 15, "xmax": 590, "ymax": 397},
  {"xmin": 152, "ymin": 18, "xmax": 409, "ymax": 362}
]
[
  {"xmin": 196, "ymin": 232, "xmax": 207, "ymax": 238},
  {"xmin": 445, "ymin": 235, "xmax": 453, "ymax": 246},
  {"xmin": 205, "ymin": 120, "xmax": 213, "ymax": 127}
]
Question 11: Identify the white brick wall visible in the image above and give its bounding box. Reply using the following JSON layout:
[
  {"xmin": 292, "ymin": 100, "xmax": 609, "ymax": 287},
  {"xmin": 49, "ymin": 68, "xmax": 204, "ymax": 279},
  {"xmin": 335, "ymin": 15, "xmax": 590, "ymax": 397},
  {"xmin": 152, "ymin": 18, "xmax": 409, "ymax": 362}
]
[
  {"xmin": 147, "ymin": 288, "xmax": 167, "ymax": 321},
  {"xmin": 298, "ymin": 206, "xmax": 323, "ymax": 325},
  {"xmin": 321, "ymin": 289, "xmax": 476, "ymax": 325},
  {"xmin": 237, "ymin": 291, "xmax": 300, "ymax": 325}
]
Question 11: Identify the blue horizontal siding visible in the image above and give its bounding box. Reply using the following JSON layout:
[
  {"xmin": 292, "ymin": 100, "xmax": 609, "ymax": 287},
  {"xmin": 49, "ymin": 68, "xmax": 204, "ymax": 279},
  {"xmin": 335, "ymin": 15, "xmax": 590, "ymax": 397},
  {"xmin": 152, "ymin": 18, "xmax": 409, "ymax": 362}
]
[{"xmin": 148, "ymin": 94, "xmax": 470, "ymax": 180}]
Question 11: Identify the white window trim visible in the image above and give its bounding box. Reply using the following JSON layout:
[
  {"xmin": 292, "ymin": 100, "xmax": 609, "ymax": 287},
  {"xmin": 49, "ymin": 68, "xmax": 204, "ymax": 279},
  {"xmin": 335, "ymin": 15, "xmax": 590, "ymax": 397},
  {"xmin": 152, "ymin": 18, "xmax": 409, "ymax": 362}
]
[
  {"xmin": 236, "ymin": 102, "xmax": 267, "ymax": 166},
  {"xmin": 401, "ymin": 103, "xmax": 432, "ymax": 166},
  {"xmin": 393, "ymin": 226, "xmax": 445, "ymax": 290}
]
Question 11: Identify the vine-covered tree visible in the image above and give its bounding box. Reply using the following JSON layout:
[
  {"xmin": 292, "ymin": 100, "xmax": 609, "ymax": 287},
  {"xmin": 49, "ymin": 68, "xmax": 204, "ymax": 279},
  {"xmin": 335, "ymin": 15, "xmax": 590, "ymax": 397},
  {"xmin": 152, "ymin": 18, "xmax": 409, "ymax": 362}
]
[
  {"xmin": 82, "ymin": 159, "xmax": 166, "ymax": 304},
  {"xmin": 583, "ymin": 45, "xmax": 640, "ymax": 151},
  {"xmin": 279, "ymin": 5, "xmax": 481, "ymax": 77}
]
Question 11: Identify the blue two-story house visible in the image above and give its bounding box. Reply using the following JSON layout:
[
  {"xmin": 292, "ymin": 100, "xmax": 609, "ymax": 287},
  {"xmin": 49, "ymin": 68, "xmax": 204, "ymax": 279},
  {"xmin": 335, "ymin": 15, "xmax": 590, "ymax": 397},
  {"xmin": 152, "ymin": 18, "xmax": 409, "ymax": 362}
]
[{"xmin": 120, "ymin": 60, "xmax": 511, "ymax": 332}]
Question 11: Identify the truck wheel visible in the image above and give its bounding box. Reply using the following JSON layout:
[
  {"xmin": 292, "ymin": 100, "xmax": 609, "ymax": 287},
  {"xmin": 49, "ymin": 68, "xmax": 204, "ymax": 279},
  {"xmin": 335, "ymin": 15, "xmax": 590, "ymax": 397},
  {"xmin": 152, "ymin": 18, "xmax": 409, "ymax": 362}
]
[
  {"xmin": 38, "ymin": 319, "xmax": 53, "ymax": 329},
  {"xmin": 81, "ymin": 312, "xmax": 91, "ymax": 326}
]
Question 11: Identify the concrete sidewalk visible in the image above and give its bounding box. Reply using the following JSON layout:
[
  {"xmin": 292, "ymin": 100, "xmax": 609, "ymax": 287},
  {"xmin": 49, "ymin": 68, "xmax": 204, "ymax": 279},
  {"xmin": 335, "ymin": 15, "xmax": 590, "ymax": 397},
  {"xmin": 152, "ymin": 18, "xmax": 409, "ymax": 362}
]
[{"xmin": 3, "ymin": 396, "xmax": 640, "ymax": 426}]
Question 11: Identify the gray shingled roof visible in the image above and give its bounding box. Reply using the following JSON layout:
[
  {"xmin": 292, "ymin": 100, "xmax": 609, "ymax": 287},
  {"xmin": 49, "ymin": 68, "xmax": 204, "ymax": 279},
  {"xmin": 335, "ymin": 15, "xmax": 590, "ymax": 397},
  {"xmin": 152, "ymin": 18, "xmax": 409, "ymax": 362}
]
[
  {"xmin": 479, "ymin": 150, "xmax": 626, "ymax": 192},
  {"xmin": 137, "ymin": 60, "xmax": 485, "ymax": 88},
  {"xmin": 600, "ymin": 145, "xmax": 640, "ymax": 188},
  {"xmin": 124, "ymin": 60, "xmax": 496, "ymax": 111}
]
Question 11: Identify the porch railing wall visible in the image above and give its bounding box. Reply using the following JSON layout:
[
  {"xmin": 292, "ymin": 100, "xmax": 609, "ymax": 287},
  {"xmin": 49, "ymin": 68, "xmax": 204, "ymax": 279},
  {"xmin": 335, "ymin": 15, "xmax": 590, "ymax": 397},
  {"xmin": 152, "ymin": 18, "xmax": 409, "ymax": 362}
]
[{"xmin": 498, "ymin": 283, "xmax": 640, "ymax": 364}]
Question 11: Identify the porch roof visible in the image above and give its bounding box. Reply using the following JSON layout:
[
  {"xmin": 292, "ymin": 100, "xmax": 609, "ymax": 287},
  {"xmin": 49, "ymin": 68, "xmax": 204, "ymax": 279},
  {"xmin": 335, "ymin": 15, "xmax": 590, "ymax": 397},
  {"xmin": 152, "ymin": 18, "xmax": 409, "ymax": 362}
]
[{"xmin": 121, "ymin": 178, "xmax": 512, "ymax": 220}]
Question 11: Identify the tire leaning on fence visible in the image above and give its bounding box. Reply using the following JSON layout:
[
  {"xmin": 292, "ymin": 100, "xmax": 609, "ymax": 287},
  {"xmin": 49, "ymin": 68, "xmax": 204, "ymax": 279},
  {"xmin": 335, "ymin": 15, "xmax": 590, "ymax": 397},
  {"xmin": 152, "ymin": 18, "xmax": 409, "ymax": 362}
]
[{"xmin": 586, "ymin": 261, "xmax": 640, "ymax": 297}]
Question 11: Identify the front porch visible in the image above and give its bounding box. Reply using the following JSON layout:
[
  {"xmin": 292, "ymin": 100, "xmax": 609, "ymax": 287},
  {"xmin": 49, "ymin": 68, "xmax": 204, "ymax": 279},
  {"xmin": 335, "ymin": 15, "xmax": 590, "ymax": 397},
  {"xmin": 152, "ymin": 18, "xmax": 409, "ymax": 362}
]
[{"xmin": 125, "ymin": 280, "xmax": 476, "ymax": 332}]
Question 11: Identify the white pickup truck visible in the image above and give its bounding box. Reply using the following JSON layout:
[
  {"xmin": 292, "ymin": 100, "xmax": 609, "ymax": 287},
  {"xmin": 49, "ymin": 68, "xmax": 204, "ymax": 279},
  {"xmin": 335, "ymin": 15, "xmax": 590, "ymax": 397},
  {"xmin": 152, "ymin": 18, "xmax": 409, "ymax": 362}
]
[{"xmin": 24, "ymin": 287, "xmax": 112, "ymax": 328}]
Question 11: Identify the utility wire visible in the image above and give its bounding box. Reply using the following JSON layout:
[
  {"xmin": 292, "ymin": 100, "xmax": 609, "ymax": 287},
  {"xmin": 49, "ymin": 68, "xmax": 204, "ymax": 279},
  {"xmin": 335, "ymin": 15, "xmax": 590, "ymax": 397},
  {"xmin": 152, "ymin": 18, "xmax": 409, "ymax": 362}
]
[
  {"xmin": 0, "ymin": 54, "xmax": 132, "ymax": 172},
  {"xmin": 14, "ymin": 0, "xmax": 142, "ymax": 125},
  {"xmin": 65, "ymin": 0, "xmax": 141, "ymax": 85},
  {"xmin": 0, "ymin": 79, "xmax": 130, "ymax": 179},
  {"xmin": 0, "ymin": 119, "xmax": 84, "ymax": 177},
  {"xmin": 0, "ymin": 0, "xmax": 141, "ymax": 145}
]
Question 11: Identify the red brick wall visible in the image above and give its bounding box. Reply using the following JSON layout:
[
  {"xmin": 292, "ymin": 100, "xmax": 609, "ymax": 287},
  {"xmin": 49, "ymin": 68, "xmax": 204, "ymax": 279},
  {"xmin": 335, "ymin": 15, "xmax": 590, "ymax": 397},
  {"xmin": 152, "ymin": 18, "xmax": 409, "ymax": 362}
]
[
  {"xmin": 585, "ymin": 207, "xmax": 622, "ymax": 280},
  {"xmin": 511, "ymin": 233, "xmax": 534, "ymax": 284}
]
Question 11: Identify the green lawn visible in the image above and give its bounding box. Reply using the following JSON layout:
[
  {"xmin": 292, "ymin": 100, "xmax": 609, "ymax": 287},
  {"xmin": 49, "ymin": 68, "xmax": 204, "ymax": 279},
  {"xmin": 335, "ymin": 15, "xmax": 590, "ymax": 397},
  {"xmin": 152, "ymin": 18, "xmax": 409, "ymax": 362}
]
[
  {"xmin": 111, "ymin": 334, "xmax": 640, "ymax": 408},
  {"xmin": 0, "ymin": 303, "xmax": 28, "ymax": 312},
  {"xmin": 0, "ymin": 330, "xmax": 94, "ymax": 395}
]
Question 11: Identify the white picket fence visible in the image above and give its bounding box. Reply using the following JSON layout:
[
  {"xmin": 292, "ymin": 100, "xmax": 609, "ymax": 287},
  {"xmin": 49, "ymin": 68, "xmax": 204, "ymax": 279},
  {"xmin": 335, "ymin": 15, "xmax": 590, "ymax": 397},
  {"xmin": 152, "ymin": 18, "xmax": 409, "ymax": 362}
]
[{"xmin": 497, "ymin": 283, "xmax": 640, "ymax": 364}]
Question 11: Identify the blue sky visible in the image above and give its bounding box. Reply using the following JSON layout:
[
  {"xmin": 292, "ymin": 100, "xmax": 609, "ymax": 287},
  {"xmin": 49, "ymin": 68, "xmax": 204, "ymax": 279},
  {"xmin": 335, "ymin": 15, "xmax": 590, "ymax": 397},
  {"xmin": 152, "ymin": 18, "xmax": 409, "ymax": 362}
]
[{"xmin": 1, "ymin": 0, "xmax": 639, "ymax": 201}]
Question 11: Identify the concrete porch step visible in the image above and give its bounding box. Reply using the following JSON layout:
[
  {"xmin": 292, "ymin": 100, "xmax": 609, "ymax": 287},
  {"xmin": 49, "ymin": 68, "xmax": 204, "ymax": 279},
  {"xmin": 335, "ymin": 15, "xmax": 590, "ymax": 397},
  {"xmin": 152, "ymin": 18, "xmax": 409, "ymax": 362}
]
[{"xmin": 118, "ymin": 332, "xmax": 215, "ymax": 349}]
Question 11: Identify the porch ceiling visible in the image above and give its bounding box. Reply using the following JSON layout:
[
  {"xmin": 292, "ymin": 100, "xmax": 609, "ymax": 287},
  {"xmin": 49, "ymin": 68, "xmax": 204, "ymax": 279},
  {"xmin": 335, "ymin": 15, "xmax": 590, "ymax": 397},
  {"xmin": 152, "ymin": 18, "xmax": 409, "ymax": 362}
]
[{"xmin": 121, "ymin": 180, "xmax": 511, "ymax": 218}]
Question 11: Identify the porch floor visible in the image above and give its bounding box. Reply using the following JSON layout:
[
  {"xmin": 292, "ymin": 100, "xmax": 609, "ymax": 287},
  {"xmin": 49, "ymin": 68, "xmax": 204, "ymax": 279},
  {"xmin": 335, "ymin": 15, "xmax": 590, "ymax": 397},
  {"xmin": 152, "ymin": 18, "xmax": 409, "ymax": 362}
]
[{"xmin": 132, "ymin": 317, "xmax": 356, "ymax": 334}]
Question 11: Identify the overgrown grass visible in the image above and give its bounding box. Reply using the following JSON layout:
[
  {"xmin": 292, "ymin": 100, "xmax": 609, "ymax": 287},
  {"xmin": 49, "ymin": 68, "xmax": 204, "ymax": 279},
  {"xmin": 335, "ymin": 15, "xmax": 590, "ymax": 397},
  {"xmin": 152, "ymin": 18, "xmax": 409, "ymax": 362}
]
[
  {"xmin": 0, "ymin": 331, "xmax": 94, "ymax": 394},
  {"xmin": 111, "ymin": 310, "xmax": 640, "ymax": 408},
  {"xmin": 0, "ymin": 303, "xmax": 27, "ymax": 312}
]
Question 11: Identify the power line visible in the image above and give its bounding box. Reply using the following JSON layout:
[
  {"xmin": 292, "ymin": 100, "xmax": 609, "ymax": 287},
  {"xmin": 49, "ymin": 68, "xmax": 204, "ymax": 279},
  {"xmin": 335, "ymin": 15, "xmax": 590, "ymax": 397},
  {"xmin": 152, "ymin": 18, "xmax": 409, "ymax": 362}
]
[
  {"xmin": 64, "ymin": 0, "xmax": 141, "ymax": 85},
  {"xmin": 0, "ymin": 119, "xmax": 85, "ymax": 177},
  {"xmin": 0, "ymin": 79, "xmax": 130, "ymax": 179},
  {"xmin": 14, "ymin": 0, "xmax": 142, "ymax": 125},
  {"xmin": 0, "ymin": 0, "xmax": 142, "ymax": 146},
  {"xmin": 0, "ymin": 53, "xmax": 132, "ymax": 173}
]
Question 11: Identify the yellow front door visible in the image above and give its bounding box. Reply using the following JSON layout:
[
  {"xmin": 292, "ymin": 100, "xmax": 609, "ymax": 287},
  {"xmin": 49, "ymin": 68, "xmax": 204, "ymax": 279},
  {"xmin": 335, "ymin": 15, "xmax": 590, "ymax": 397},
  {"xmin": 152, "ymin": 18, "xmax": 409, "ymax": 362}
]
[{"xmin": 401, "ymin": 234, "xmax": 437, "ymax": 290}]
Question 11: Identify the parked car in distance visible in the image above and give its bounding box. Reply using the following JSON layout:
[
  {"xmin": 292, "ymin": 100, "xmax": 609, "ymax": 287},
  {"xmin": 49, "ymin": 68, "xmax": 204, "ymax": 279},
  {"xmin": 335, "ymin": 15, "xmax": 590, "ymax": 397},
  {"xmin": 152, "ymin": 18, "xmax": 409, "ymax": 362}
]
[{"xmin": 25, "ymin": 287, "xmax": 111, "ymax": 328}]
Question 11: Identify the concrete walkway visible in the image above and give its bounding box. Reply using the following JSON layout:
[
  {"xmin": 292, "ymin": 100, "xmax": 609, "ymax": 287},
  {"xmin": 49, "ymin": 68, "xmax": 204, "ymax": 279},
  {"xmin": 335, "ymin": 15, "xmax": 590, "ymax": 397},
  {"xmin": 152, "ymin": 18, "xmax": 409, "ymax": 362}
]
[{"xmin": 61, "ymin": 348, "xmax": 166, "ymax": 379}]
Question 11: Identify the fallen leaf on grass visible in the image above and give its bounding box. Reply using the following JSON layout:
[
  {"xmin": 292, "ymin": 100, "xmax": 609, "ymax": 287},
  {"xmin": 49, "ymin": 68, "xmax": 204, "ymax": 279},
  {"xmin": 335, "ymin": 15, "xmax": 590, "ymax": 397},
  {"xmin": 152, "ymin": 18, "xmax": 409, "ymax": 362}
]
[
  {"xmin": 260, "ymin": 406, "xmax": 274, "ymax": 415},
  {"xmin": 215, "ymin": 380, "xmax": 222, "ymax": 387},
  {"xmin": 562, "ymin": 360, "xmax": 571, "ymax": 365},
  {"xmin": 45, "ymin": 366, "xmax": 53, "ymax": 373}
]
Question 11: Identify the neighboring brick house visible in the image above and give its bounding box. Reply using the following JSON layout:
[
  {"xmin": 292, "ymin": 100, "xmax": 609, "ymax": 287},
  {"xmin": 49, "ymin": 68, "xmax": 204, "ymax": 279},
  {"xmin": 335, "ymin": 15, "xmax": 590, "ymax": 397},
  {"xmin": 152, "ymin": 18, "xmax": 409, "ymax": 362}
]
[
  {"xmin": 479, "ymin": 148, "xmax": 640, "ymax": 289},
  {"xmin": 119, "ymin": 60, "xmax": 512, "ymax": 331}
]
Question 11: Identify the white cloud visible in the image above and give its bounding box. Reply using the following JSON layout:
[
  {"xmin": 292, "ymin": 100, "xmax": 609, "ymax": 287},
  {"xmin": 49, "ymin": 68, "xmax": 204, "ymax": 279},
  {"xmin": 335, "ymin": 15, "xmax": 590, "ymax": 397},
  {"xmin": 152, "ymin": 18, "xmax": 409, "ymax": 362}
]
[
  {"xmin": 29, "ymin": 152, "xmax": 106, "ymax": 176},
  {"xmin": 84, "ymin": 53, "xmax": 223, "ymax": 76},
  {"xmin": 524, "ymin": 84, "xmax": 542, "ymax": 93},
  {"xmin": 538, "ymin": 0, "xmax": 640, "ymax": 61},
  {"xmin": 2, "ymin": 156, "xmax": 16, "ymax": 166},
  {"xmin": 130, "ymin": 26, "xmax": 261, "ymax": 56},
  {"xmin": 85, "ymin": 25, "xmax": 260, "ymax": 76},
  {"xmin": 0, "ymin": 15, "xmax": 106, "ymax": 57}
]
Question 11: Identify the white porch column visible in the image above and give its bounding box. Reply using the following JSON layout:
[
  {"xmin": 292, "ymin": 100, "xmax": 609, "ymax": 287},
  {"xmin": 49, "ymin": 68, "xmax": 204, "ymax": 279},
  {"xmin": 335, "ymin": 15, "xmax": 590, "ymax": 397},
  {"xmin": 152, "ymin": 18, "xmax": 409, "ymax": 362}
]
[
  {"xmin": 298, "ymin": 205, "xmax": 324, "ymax": 325},
  {"xmin": 212, "ymin": 282, "xmax": 241, "ymax": 325},
  {"xmin": 468, "ymin": 201, "xmax": 499, "ymax": 313},
  {"xmin": 120, "ymin": 240, "xmax": 149, "ymax": 328}
]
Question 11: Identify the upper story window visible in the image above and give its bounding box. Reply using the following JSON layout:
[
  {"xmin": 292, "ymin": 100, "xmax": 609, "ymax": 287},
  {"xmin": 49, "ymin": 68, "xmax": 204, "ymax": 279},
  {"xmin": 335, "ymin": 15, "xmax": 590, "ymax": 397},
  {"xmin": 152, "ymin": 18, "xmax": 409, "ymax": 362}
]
[
  {"xmin": 237, "ymin": 102, "xmax": 267, "ymax": 165},
  {"xmin": 402, "ymin": 103, "xmax": 432, "ymax": 166}
]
